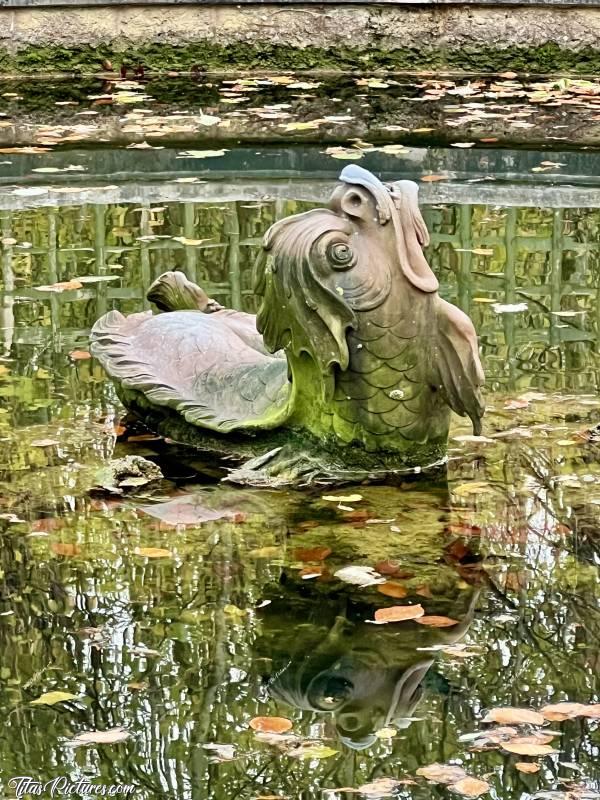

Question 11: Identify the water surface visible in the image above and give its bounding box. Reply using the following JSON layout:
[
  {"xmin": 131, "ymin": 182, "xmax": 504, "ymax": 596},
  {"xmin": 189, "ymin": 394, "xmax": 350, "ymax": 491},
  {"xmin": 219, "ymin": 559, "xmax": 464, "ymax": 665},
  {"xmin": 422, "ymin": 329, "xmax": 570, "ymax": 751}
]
[{"xmin": 0, "ymin": 152, "xmax": 599, "ymax": 800}]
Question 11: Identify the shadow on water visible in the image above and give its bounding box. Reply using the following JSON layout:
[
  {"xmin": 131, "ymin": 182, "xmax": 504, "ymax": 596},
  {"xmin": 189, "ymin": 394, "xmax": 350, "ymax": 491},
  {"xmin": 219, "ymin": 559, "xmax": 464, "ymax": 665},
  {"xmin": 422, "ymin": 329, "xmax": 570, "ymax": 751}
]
[{"xmin": 0, "ymin": 152, "xmax": 599, "ymax": 799}]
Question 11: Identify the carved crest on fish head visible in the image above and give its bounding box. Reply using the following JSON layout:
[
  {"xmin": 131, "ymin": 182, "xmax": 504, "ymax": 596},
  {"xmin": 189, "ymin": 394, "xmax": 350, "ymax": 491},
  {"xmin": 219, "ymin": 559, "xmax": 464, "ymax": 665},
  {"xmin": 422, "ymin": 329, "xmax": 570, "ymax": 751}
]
[{"xmin": 255, "ymin": 167, "xmax": 439, "ymax": 382}]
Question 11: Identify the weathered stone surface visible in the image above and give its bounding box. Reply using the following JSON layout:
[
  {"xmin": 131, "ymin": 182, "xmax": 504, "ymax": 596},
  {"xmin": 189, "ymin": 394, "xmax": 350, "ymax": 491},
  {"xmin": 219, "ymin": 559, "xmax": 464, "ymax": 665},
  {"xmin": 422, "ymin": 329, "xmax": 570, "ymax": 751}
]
[
  {"xmin": 1, "ymin": 5, "xmax": 600, "ymax": 73},
  {"xmin": 90, "ymin": 167, "xmax": 484, "ymax": 485}
]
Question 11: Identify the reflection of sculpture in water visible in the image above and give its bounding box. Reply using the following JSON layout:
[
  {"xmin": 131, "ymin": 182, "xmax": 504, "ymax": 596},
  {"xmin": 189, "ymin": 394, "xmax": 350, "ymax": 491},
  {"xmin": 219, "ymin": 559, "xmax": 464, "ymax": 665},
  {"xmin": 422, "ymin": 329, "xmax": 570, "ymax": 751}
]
[
  {"xmin": 254, "ymin": 589, "xmax": 479, "ymax": 750},
  {"xmin": 91, "ymin": 166, "xmax": 484, "ymax": 486}
]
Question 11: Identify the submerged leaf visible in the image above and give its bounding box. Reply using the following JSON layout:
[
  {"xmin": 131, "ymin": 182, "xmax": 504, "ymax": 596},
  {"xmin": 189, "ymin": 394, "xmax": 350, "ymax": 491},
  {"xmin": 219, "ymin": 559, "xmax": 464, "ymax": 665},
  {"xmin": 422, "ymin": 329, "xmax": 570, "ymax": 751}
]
[{"xmin": 416, "ymin": 616, "xmax": 459, "ymax": 627}]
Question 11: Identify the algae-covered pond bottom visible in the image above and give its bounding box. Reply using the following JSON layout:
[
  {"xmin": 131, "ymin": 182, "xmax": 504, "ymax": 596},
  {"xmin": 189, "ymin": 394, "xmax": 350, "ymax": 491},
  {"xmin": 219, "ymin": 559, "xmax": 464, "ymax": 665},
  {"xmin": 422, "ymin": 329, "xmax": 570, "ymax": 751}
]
[{"xmin": 0, "ymin": 144, "xmax": 599, "ymax": 800}]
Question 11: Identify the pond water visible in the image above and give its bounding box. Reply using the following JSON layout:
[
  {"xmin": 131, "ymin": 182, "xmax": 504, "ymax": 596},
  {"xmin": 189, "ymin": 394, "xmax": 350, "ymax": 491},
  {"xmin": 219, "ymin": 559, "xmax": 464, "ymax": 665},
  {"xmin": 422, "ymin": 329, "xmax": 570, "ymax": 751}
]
[{"xmin": 0, "ymin": 147, "xmax": 599, "ymax": 800}]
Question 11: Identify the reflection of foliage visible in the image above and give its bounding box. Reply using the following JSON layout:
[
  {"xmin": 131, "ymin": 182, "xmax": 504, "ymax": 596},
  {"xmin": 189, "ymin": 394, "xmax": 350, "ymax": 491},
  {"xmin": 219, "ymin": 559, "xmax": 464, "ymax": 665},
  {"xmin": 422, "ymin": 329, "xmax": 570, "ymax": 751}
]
[{"xmin": 0, "ymin": 195, "xmax": 599, "ymax": 800}]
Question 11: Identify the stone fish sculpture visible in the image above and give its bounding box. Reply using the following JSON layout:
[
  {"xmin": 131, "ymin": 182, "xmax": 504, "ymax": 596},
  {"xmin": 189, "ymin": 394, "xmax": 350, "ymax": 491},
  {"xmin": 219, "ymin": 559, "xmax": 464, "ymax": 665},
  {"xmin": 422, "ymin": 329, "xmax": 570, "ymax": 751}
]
[{"xmin": 91, "ymin": 166, "xmax": 484, "ymax": 485}]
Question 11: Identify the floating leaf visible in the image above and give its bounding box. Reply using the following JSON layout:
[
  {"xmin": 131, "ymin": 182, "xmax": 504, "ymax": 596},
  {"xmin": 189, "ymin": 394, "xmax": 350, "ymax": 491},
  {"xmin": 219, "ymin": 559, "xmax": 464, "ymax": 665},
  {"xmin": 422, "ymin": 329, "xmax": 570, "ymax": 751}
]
[
  {"xmin": 203, "ymin": 743, "xmax": 236, "ymax": 761},
  {"xmin": 291, "ymin": 744, "xmax": 338, "ymax": 760},
  {"xmin": 373, "ymin": 604, "xmax": 425, "ymax": 624},
  {"xmin": 133, "ymin": 547, "xmax": 172, "ymax": 558},
  {"xmin": 177, "ymin": 149, "xmax": 228, "ymax": 159},
  {"xmin": 502, "ymin": 742, "xmax": 557, "ymax": 756},
  {"xmin": 294, "ymin": 546, "xmax": 332, "ymax": 562},
  {"xmin": 449, "ymin": 777, "xmax": 490, "ymax": 798},
  {"xmin": 250, "ymin": 716, "xmax": 293, "ymax": 733},
  {"xmin": 416, "ymin": 764, "xmax": 468, "ymax": 784},
  {"xmin": 69, "ymin": 350, "xmax": 91, "ymax": 361},
  {"xmin": 452, "ymin": 481, "xmax": 492, "ymax": 497},
  {"xmin": 377, "ymin": 581, "xmax": 408, "ymax": 599},
  {"xmin": 335, "ymin": 566, "xmax": 385, "ymax": 587},
  {"xmin": 421, "ymin": 174, "xmax": 448, "ymax": 182},
  {"xmin": 482, "ymin": 707, "xmax": 545, "ymax": 726},
  {"xmin": 34, "ymin": 280, "xmax": 83, "ymax": 292},
  {"xmin": 172, "ymin": 236, "xmax": 213, "ymax": 246},
  {"xmin": 67, "ymin": 727, "xmax": 130, "ymax": 747},
  {"xmin": 358, "ymin": 777, "xmax": 401, "ymax": 796},
  {"xmin": 541, "ymin": 702, "xmax": 600, "ymax": 721},
  {"xmin": 322, "ymin": 493, "xmax": 363, "ymax": 503},
  {"xmin": 515, "ymin": 763, "xmax": 540, "ymax": 774},
  {"xmin": 31, "ymin": 439, "xmax": 59, "ymax": 448},
  {"xmin": 31, "ymin": 691, "xmax": 78, "ymax": 706},
  {"xmin": 416, "ymin": 616, "xmax": 459, "ymax": 628},
  {"xmin": 374, "ymin": 727, "xmax": 398, "ymax": 740}
]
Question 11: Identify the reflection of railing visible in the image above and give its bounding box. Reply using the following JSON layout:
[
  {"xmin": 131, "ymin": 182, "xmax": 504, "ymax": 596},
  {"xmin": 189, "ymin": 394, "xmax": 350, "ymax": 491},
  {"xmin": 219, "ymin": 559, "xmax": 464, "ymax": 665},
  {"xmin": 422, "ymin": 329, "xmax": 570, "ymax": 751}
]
[{"xmin": 2, "ymin": 197, "xmax": 600, "ymax": 391}]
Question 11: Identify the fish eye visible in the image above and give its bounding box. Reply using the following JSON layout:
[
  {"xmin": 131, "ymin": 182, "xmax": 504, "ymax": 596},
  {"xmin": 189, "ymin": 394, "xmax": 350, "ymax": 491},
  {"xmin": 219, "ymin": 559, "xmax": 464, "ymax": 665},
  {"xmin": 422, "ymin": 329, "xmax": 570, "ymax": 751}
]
[{"xmin": 328, "ymin": 241, "xmax": 354, "ymax": 269}]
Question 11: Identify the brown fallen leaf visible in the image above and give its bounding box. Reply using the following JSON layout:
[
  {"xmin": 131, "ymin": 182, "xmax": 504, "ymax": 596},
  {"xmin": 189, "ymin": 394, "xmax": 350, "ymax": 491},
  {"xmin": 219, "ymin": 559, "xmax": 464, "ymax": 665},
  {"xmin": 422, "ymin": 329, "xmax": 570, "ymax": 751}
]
[
  {"xmin": 540, "ymin": 702, "xmax": 600, "ymax": 721},
  {"xmin": 51, "ymin": 542, "xmax": 81, "ymax": 557},
  {"xmin": 377, "ymin": 581, "xmax": 408, "ymax": 599},
  {"xmin": 501, "ymin": 742, "xmax": 557, "ymax": 756},
  {"xmin": 69, "ymin": 350, "xmax": 91, "ymax": 360},
  {"xmin": 420, "ymin": 174, "xmax": 448, "ymax": 182},
  {"xmin": 415, "ymin": 585, "xmax": 433, "ymax": 598},
  {"xmin": 449, "ymin": 777, "xmax": 490, "ymax": 797},
  {"xmin": 133, "ymin": 547, "xmax": 173, "ymax": 558},
  {"xmin": 515, "ymin": 762, "xmax": 540, "ymax": 774},
  {"xmin": 294, "ymin": 546, "xmax": 332, "ymax": 562},
  {"xmin": 373, "ymin": 560, "xmax": 414, "ymax": 578},
  {"xmin": 416, "ymin": 764, "xmax": 468, "ymax": 784},
  {"xmin": 249, "ymin": 716, "xmax": 293, "ymax": 734},
  {"xmin": 373, "ymin": 604, "xmax": 424, "ymax": 624},
  {"xmin": 482, "ymin": 707, "xmax": 545, "ymax": 726},
  {"xmin": 299, "ymin": 566, "xmax": 327, "ymax": 579},
  {"xmin": 416, "ymin": 616, "xmax": 459, "ymax": 628}
]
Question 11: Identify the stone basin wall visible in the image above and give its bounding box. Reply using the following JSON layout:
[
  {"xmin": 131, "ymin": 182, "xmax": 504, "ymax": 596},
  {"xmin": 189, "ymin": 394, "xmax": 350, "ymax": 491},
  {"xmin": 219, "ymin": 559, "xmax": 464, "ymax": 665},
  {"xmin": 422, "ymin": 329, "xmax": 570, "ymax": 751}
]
[{"xmin": 1, "ymin": 3, "xmax": 600, "ymax": 75}]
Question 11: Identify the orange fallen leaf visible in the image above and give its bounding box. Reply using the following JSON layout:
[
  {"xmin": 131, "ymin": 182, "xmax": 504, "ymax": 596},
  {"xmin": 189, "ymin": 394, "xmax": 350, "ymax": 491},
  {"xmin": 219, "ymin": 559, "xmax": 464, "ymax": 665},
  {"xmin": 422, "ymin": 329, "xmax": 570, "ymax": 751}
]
[
  {"xmin": 51, "ymin": 542, "xmax": 81, "ymax": 557},
  {"xmin": 249, "ymin": 716, "xmax": 293, "ymax": 734},
  {"xmin": 449, "ymin": 777, "xmax": 490, "ymax": 797},
  {"xmin": 113, "ymin": 425, "xmax": 127, "ymax": 436},
  {"xmin": 373, "ymin": 604, "xmax": 424, "ymax": 624},
  {"xmin": 294, "ymin": 546, "xmax": 332, "ymax": 562},
  {"xmin": 420, "ymin": 174, "xmax": 448, "ymax": 182},
  {"xmin": 482, "ymin": 707, "xmax": 544, "ymax": 726},
  {"xmin": 501, "ymin": 742, "xmax": 557, "ymax": 756},
  {"xmin": 377, "ymin": 581, "xmax": 408, "ymax": 599},
  {"xmin": 515, "ymin": 763, "xmax": 540, "ymax": 774},
  {"xmin": 416, "ymin": 615, "xmax": 459, "ymax": 628},
  {"xmin": 69, "ymin": 350, "xmax": 91, "ymax": 360}
]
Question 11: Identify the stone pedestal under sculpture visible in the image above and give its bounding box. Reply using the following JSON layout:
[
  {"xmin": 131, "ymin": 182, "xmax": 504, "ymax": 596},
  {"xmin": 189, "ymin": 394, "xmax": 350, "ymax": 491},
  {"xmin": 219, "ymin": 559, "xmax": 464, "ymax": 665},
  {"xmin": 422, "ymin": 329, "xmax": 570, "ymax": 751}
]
[{"xmin": 91, "ymin": 166, "xmax": 484, "ymax": 486}]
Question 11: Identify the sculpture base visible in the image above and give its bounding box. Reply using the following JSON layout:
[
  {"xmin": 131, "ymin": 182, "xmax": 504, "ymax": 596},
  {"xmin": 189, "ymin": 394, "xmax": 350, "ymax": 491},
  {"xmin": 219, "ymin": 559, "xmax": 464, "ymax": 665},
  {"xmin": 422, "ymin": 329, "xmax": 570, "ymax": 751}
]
[{"xmin": 122, "ymin": 390, "xmax": 448, "ymax": 488}]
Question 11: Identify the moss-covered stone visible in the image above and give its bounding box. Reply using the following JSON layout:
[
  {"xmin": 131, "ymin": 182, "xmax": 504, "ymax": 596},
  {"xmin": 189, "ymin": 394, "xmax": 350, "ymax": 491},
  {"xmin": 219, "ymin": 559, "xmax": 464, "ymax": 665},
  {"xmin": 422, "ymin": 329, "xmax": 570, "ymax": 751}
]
[{"xmin": 3, "ymin": 41, "xmax": 600, "ymax": 76}]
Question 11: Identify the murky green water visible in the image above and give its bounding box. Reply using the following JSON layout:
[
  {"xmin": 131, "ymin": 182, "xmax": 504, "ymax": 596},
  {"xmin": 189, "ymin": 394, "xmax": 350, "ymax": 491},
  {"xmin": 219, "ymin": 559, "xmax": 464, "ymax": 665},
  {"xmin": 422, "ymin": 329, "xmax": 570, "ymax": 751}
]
[{"xmin": 0, "ymin": 154, "xmax": 599, "ymax": 800}]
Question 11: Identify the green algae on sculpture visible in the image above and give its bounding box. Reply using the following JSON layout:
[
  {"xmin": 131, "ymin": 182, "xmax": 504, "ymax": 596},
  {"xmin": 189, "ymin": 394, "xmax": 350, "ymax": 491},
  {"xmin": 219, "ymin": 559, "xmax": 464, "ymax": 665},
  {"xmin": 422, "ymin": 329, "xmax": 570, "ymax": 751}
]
[{"xmin": 91, "ymin": 166, "xmax": 484, "ymax": 485}]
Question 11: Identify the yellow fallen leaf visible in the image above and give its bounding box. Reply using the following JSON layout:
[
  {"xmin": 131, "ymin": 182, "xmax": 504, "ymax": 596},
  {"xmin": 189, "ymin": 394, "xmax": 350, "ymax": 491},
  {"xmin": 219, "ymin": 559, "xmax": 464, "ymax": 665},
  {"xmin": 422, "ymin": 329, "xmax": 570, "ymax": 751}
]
[
  {"xmin": 133, "ymin": 547, "xmax": 172, "ymax": 558},
  {"xmin": 31, "ymin": 691, "xmax": 78, "ymax": 706},
  {"xmin": 322, "ymin": 494, "xmax": 362, "ymax": 503}
]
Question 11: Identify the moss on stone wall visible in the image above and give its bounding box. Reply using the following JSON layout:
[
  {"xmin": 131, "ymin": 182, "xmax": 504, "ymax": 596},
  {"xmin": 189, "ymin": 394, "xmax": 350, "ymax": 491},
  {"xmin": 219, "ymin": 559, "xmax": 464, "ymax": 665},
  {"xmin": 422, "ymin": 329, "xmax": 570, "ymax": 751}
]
[{"xmin": 2, "ymin": 40, "xmax": 600, "ymax": 76}]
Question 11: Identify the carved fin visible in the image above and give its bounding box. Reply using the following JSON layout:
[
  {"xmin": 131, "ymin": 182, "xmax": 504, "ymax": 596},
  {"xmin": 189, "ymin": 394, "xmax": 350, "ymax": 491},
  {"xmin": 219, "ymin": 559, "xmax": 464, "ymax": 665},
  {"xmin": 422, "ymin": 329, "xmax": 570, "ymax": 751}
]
[{"xmin": 432, "ymin": 299, "xmax": 485, "ymax": 434}]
